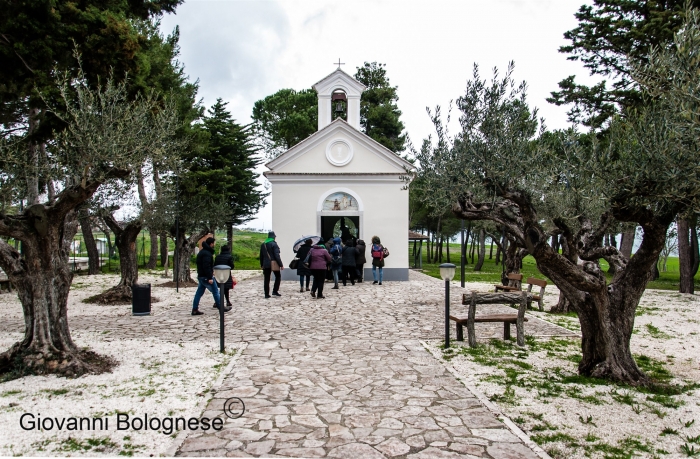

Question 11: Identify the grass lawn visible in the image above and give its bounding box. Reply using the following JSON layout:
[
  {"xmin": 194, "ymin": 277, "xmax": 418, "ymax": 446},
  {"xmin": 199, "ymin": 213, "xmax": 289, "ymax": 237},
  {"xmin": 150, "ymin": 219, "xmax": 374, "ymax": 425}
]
[
  {"xmin": 410, "ymin": 243, "xmax": 698, "ymax": 291},
  {"xmin": 61, "ymin": 229, "xmax": 697, "ymax": 291}
]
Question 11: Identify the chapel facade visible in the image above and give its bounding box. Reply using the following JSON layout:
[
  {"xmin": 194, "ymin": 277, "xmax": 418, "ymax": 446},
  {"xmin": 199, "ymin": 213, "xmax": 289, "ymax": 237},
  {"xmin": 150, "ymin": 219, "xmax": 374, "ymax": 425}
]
[{"xmin": 264, "ymin": 67, "xmax": 414, "ymax": 281}]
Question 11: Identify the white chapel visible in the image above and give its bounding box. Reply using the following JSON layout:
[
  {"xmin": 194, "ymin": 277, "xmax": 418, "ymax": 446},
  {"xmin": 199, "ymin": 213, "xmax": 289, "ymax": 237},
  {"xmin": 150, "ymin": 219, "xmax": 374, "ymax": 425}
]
[{"xmin": 264, "ymin": 66, "xmax": 415, "ymax": 281}]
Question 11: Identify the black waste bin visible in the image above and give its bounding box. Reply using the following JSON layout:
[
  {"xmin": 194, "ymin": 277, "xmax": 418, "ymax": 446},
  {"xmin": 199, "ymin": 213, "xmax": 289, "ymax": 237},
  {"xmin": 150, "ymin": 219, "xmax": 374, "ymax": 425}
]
[{"xmin": 132, "ymin": 283, "xmax": 151, "ymax": 316}]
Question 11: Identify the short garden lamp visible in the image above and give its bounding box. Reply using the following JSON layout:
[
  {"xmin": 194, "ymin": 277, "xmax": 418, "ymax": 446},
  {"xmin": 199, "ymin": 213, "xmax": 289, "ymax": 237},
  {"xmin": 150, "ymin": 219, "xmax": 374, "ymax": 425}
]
[
  {"xmin": 439, "ymin": 263, "xmax": 456, "ymax": 348},
  {"xmin": 213, "ymin": 265, "xmax": 231, "ymax": 353}
]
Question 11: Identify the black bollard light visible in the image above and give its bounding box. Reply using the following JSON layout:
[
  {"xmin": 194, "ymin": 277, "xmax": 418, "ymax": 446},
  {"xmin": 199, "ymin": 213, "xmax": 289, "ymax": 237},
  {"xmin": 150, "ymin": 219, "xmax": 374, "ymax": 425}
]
[
  {"xmin": 213, "ymin": 264, "xmax": 232, "ymax": 353},
  {"xmin": 439, "ymin": 263, "xmax": 456, "ymax": 348}
]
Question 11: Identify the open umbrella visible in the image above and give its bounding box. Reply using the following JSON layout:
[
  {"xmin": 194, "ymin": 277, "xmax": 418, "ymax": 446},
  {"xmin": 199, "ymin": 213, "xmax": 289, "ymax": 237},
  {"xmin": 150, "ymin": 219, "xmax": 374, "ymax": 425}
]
[{"xmin": 292, "ymin": 235, "xmax": 322, "ymax": 252}]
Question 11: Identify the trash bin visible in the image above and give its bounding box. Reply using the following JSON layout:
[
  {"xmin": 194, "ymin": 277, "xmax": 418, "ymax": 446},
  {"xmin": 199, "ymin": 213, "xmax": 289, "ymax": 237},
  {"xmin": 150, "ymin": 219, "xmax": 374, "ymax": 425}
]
[{"xmin": 132, "ymin": 283, "xmax": 151, "ymax": 316}]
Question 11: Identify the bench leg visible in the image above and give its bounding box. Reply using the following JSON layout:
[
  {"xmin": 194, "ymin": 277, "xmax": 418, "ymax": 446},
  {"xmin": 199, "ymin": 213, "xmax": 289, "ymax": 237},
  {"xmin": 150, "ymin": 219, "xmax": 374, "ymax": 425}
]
[
  {"xmin": 503, "ymin": 322, "xmax": 511, "ymax": 340},
  {"xmin": 456, "ymin": 323, "xmax": 464, "ymax": 341}
]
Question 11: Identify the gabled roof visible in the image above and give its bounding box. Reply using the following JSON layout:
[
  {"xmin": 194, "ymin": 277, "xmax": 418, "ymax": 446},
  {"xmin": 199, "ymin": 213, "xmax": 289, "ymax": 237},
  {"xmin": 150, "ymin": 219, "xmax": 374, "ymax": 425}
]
[
  {"xmin": 265, "ymin": 118, "xmax": 415, "ymax": 173},
  {"xmin": 312, "ymin": 68, "xmax": 366, "ymax": 95}
]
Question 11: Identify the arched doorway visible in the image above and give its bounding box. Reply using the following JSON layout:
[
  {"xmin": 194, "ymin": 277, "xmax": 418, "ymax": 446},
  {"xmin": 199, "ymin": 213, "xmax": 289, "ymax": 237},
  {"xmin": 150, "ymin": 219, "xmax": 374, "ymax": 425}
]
[{"xmin": 318, "ymin": 190, "xmax": 362, "ymax": 243}]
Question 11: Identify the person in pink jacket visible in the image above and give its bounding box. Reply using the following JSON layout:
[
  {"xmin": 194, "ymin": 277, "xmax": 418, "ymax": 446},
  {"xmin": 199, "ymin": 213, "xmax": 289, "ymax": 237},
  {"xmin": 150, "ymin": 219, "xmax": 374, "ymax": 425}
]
[{"xmin": 308, "ymin": 241, "xmax": 332, "ymax": 299}]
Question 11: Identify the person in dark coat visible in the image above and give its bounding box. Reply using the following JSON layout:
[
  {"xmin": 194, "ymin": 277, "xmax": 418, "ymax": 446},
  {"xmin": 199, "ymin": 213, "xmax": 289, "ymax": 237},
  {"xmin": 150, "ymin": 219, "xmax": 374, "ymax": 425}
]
[
  {"xmin": 355, "ymin": 239, "xmax": 366, "ymax": 283},
  {"xmin": 259, "ymin": 231, "xmax": 284, "ymax": 298},
  {"xmin": 296, "ymin": 239, "xmax": 313, "ymax": 292},
  {"xmin": 192, "ymin": 237, "xmax": 228, "ymax": 315},
  {"xmin": 308, "ymin": 242, "xmax": 332, "ymax": 299},
  {"xmin": 341, "ymin": 240, "xmax": 358, "ymax": 286},
  {"xmin": 329, "ymin": 237, "xmax": 343, "ymax": 289},
  {"xmin": 371, "ymin": 235, "xmax": 385, "ymax": 285},
  {"xmin": 214, "ymin": 244, "xmax": 236, "ymax": 307}
]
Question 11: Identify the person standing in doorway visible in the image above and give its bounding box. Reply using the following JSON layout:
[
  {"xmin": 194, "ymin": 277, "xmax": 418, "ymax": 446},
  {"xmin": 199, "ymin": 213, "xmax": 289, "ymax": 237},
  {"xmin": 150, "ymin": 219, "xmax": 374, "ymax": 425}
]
[
  {"xmin": 192, "ymin": 237, "xmax": 230, "ymax": 315},
  {"xmin": 309, "ymin": 241, "xmax": 332, "ymax": 299},
  {"xmin": 355, "ymin": 239, "xmax": 366, "ymax": 283},
  {"xmin": 342, "ymin": 240, "xmax": 358, "ymax": 286},
  {"xmin": 371, "ymin": 235, "xmax": 385, "ymax": 285},
  {"xmin": 296, "ymin": 239, "xmax": 313, "ymax": 292},
  {"xmin": 260, "ymin": 231, "xmax": 284, "ymax": 298},
  {"xmin": 214, "ymin": 244, "xmax": 236, "ymax": 308}
]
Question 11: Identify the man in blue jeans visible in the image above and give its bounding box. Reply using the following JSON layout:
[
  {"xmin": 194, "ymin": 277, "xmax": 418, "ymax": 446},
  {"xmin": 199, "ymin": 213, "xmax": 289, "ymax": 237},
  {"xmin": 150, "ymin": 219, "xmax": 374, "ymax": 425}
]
[{"xmin": 192, "ymin": 237, "xmax": 231, "ymax": 315}]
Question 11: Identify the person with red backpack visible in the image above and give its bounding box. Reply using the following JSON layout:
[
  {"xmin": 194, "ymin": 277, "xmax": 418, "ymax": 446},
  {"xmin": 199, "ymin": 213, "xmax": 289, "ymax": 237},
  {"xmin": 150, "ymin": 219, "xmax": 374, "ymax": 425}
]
[{"xmin": 370, "ymin": 235, "xmax": 388, "ymax": 285}]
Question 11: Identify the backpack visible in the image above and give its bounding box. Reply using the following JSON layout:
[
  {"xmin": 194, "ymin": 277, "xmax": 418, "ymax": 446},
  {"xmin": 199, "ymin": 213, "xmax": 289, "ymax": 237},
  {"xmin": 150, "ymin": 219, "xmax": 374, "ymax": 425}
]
[
  {"xmin": 330, "ymin": 244, "xmax": 342, "ymax": 266},
  {"xmin": 371, "ymin": 244, "xmax": 383, "ymax": 259}
]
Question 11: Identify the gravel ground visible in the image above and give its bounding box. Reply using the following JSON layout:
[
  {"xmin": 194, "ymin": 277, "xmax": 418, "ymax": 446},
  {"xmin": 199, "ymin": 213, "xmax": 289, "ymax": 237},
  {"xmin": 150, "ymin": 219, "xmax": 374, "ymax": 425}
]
[
  {"xmin": 427, "ymin": 285, "xmax": 700, "ymax": 459},
  {"xmin": 0, "ymin": 271, "xmax": 255, "ymax": 457}
]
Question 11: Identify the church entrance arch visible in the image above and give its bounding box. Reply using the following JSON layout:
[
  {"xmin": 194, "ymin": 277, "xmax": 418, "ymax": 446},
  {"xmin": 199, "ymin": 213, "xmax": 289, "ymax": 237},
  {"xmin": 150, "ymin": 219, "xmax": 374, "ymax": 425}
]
[{"xmin": 317, "ymin": 189, "xmax": 363, "ymax": 243}]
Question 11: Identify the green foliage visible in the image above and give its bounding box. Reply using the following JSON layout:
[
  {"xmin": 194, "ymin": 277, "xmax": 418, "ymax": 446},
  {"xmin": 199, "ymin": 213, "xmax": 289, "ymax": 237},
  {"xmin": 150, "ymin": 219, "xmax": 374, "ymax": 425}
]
[
  {"xmin": 173, "ymin": 99, "xmax": 266, "ymax": 234},
  {"xmin": 548, "ymin": 0, "xmax": 697, "ymax": 128},
  {"xmin": 354, "ymin": 62, "xmax": 406, "ymax": 153},
  {"xmin": 251, "ymin": 88, "xmax": 317, "ymax": 159},
  {"xmin": 0, "ymin": 0, "xmax": 182, "ymax": 136}
]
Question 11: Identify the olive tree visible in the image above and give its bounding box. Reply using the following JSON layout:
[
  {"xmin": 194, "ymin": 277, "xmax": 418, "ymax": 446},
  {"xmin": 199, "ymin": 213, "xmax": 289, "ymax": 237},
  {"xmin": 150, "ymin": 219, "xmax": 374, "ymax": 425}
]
[
  {"xmin": 415, "ymin": 59, "xmax": 698, "ymax": 385},
  {"xmin": 0, "ymin": 73, "xmax": 179, "ymax": 377}
]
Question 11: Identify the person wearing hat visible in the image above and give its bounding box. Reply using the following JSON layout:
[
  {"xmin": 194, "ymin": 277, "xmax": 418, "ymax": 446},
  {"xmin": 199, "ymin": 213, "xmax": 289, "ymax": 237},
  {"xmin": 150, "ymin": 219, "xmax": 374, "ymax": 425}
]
[
  {"xmin": 259, "ymin": 230, "xmax": 284, "ymax": 298},
  {"xmin": 192, "ymin": 237, "xmax": 231, "ymax": 315}
]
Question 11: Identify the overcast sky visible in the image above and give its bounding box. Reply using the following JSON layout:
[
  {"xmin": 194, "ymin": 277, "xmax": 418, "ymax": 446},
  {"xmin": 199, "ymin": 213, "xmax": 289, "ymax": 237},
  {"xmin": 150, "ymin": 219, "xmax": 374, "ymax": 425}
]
[{"xmin": 160, "ymin": 0, "xmax": 598, "ymax": 231}]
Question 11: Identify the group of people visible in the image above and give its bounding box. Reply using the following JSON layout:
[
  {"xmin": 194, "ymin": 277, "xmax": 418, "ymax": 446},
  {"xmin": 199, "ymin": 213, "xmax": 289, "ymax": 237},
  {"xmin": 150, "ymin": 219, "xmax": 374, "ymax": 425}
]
[
  {"xmin": 190, "ymin": 231, "xmax": 388, "ymax": 314},
  {"xmin": 259, "ymin": 231, "xmax": 387, "ymax": 300}
]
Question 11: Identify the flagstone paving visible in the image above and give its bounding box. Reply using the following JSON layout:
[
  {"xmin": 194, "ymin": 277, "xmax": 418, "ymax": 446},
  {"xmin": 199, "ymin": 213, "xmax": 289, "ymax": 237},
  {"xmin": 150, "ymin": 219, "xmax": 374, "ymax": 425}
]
[
  {"xmin": 170, "ymin": 271, "xmax": 571, "ymax": 458},
  {"xmin": 0, "ymin": 270, "xmax": 575, "ymax": 458}
]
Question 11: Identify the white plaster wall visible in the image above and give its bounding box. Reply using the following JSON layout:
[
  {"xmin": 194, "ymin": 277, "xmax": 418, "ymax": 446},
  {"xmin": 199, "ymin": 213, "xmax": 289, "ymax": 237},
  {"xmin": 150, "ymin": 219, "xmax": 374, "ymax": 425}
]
[
  {"xmin": 269, "ymin": 180, "xmax": 409, "ymax": 272},
  {"xmin": 274, "ymin": 135, "xmax": 404, "ymax": 174}
]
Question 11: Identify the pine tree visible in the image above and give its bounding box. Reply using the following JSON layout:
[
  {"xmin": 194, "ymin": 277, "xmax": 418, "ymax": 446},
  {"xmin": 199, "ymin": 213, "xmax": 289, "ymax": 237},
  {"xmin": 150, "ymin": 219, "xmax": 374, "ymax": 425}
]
[{"xmin": 354, "ymin": 62, "xmax": 406, "ymax": 153}]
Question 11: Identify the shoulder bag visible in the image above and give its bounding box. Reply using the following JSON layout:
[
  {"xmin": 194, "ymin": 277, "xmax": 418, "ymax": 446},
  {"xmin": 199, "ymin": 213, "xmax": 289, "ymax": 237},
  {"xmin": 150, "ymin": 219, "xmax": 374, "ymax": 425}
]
[{"xmin": 263, "ymin": 242, "xmax": 280, "ymax": 272}]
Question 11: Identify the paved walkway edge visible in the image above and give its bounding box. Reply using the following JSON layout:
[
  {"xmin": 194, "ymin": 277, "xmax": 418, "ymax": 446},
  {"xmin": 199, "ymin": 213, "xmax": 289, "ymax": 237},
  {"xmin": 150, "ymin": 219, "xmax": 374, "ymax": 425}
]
[
  {"xmin": 420, "ymin": 340, "xmax": 552, "ymax": 459},
  {"xmin": 165, "ymin": 342, "xmax": 249, "ymax": 457}
]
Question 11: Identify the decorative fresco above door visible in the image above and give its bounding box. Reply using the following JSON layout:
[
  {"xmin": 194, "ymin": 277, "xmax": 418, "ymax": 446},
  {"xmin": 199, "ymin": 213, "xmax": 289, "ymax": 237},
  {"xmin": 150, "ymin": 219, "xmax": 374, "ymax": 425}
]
[{"xmin": 322, "ymin": 192, "xmax": 359, "ymax": 211}]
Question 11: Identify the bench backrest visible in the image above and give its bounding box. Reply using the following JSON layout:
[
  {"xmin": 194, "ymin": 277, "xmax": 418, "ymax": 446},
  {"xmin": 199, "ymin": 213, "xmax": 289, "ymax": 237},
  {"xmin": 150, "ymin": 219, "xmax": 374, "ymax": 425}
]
[
  {"xmin": 506, "ymin": 273, "xmax": 523, "ymax": 281},
  {"xmin": 526, "ymin": 277, "xmax": 547, "ymax": 288}
]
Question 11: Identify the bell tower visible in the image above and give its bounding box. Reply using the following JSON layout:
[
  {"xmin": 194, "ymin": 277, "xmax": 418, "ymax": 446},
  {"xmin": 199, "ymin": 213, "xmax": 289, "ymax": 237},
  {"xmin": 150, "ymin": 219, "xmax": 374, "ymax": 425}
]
[{"xmin": 312, "ymin": 62, "xmax": 366, "ymax": 131}]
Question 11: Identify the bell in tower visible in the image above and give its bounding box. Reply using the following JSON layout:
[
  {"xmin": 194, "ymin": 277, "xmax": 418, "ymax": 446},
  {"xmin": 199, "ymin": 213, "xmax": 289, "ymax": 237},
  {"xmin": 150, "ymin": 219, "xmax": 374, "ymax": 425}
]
[
  {"xmin": 312, "ymin": 65, "xmax": 366, "ymax": 130},
  {"xmin": 332, "ymin": 91, "xmax": 347, "ymax": 120}
]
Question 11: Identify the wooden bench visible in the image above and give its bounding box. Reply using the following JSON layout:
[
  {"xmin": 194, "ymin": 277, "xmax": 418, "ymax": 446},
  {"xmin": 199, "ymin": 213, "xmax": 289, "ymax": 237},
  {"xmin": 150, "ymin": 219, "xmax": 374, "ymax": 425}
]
[
  {"xmin": 526, "ymin": 277, "xmax": 547, "ymax": 311},
  {"xmin": 494, "ymin": 273, "xmax": 523, "ymax": 293},
  {"xmin": 450, "ymin": 291, "xmax": 530, "ymax": 347}
]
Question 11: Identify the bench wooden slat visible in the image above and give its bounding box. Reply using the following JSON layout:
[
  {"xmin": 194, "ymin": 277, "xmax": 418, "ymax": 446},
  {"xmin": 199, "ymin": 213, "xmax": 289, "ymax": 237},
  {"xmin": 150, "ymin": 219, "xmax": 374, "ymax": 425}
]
[{"xmin": 451, "ymin": 314, "xmax": 528, "ymax": 324}]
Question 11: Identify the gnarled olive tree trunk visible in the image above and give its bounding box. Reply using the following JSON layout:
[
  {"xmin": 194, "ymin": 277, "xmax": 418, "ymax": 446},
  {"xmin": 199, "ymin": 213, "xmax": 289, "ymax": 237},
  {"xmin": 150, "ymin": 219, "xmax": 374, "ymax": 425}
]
[
  {"xmin": 678, "ymin": 218, "xmax": 699, "ymax": 294},
  {"xmin": 0, "ymin": 181, "xmax": 122, "ymax": 378},
  {"xmin": 172, "ymin": 229, "xmax": 209, "ymax": 284},
  {"xmin": 93, "ymin": 214, "xmax": 142, "ymax": 303},
  {"xmin": 529, "ymin": 217, "xmax": 668, "ymax": 385},
  {"xmin": 78, "ymin": 208, "xmax": 101, "ymax": 275},
  {"xmin": 453, "ymin": 195, "xmax": 672, "ymax": 386}
]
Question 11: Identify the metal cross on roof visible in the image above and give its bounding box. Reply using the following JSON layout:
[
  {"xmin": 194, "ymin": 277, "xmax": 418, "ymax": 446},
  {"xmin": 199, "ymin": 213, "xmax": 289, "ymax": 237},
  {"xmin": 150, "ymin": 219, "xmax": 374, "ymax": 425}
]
[{"xmin": 334, "ymin": 58, "xmax": 345, "ymax": 69}]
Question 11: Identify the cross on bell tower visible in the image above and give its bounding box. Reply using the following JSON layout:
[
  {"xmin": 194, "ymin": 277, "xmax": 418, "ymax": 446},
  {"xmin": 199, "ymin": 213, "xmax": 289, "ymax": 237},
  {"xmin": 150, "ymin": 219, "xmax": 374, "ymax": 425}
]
[{"xmin": 334, "ymin": 58, "xmax": 345, "ymax": 69}]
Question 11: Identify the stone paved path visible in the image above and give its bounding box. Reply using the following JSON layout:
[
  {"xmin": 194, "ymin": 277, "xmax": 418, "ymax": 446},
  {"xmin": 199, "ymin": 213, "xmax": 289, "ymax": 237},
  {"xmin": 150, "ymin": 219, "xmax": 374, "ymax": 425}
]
[
  {"xmin": 171, "ymin": 272, "xmax": 571, "ymax": 458},
  {"xmin": 0, "ymin": 270, "xmax": 574, "ymax": 458}
]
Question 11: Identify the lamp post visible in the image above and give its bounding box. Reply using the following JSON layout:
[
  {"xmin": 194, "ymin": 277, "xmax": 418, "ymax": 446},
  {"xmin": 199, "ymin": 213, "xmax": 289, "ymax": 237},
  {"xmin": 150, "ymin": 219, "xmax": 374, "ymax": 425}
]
[
  {"xmin": 213, "ymin": 265, "xmax": 231, "ymax": 353},
  {"xmin": 175, "ymin": 173, "xmax": 180, "ymax": 293},
  {"xmin": 439, "ymin": 263, "xmax": 456, "ymax": 348}
]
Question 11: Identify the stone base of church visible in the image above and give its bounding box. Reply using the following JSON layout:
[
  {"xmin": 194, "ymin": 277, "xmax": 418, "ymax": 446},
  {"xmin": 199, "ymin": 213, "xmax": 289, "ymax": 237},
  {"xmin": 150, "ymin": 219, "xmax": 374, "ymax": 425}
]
[{"xmin": 280, "ymin": 268, "xmax": 409, "ymax": 282}]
